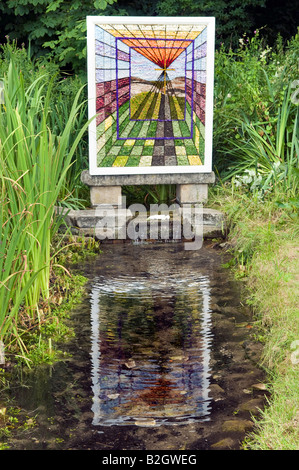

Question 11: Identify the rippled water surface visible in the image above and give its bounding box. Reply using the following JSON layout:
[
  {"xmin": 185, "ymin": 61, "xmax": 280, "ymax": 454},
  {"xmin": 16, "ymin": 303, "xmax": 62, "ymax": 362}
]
[
  {"xmin": 5, "ymin": 242, "xmax": 267, "ymax": 450},
  {"xmin": 90, "ymin": 260, "xmax": 213, "ymax": 426}
]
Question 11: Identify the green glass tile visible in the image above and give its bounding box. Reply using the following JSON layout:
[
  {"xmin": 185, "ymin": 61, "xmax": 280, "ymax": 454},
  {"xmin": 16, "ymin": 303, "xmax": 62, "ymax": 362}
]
[
  {"xmin": 148, "ymin": 121, "xmax": 157, "ymax": 137},
  {"xmin": 99, "ymin": 155, "xmax": 116, "ymax": 167},
  {"xmin": 185, "ymin": 144, "xmax": 198, "ymax": 154},
  {"xmin": 131, "ymin": 146, "xmax": 143, "ymax": 156},
  {"xmin": 142, "ymin": 146, "xmax": 154, "ymax": 156},
  {"xmin": 172, "ymin": 121, "xmax": 182, "ymax": 137},
  {"xmin": 97, "ymin": 151, "xmax": 106, "ymax": 165},
  {"xmin": 177, "ymin": 155, "xmax": 189, "ymax": 166},
  {"xmin": 179, "ymin": 121, "xmax": 190, "ymax": 137},
  {"xmin": 119, "ymin": 146, "xmax": 132, "ymax": 156},
  {"xmin": 96, "ymin": 121, "xmax": 106, "ymax": 138},
  {"xmin": 139, "ymin": 121, "xmax": 150, "ymax": 137},
  {"xmin": 107, "ymin": 146, "xmax": 122, "ymax": 156},
  {"xmin": 129, "ymin": 121, "xmax": 144, "ymax": 138},
  {"xmin": 125, "ymin": 156, "xmax": 140, "ymax": 167}
]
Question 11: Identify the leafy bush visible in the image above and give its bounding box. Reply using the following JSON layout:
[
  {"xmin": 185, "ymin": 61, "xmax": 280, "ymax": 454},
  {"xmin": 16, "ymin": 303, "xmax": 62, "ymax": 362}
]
[
  {"xmin": 0, "ymin": 0, "xmax": 119, "ymax": 73},
  {"xmin": 213, "ymin": 29, "xmax": 299, "ymax": 197}
]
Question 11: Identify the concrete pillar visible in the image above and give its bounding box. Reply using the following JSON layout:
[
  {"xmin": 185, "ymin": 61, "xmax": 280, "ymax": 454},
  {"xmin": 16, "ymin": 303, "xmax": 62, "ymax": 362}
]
[
  {"xmin": 90, "ymin": 185, "xmax": 122, "ymax": 206},
  {"xmin": 176, "ymin": 183, "xmax": 208, "ymax": 204}
]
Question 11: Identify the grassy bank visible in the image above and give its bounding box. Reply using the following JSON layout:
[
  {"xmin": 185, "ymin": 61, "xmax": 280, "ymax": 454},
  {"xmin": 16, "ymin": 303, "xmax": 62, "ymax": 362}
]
[
  {"xmin": 210, "ymin": 184, "xmax": 299, "ymax": 450},
  {"xmin": 210, "ymin": 30, "xmax": 298, "ymax": 449}
]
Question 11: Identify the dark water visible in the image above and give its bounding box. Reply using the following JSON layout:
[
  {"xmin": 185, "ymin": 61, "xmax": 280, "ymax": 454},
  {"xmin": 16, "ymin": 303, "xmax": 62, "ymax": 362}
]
[{"xmin": 4, "ymin": 242, "xmax": 267, "ymax": 450}]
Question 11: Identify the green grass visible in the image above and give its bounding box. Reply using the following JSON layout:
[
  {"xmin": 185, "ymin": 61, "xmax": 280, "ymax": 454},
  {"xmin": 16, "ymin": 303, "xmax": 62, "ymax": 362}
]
[
  {"xmin": 130, "ymin": 91, "xmax": 160, "ymax": 120},
  {"xmin": 210, "ymin": 183, "xmax": 299, "ymax": 450}
]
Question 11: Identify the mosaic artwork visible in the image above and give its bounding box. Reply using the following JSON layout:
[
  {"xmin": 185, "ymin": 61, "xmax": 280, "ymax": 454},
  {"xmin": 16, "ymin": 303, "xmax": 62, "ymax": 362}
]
[{"xmin": 87, "ymin": 18, "xmax": 215, "ymax": 174}]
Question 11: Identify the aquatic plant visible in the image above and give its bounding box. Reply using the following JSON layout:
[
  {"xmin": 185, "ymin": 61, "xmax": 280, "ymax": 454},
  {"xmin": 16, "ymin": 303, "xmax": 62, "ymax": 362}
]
[{"xmin": 0, "ymin": 60, "xmax": 90, "ymax": 359}]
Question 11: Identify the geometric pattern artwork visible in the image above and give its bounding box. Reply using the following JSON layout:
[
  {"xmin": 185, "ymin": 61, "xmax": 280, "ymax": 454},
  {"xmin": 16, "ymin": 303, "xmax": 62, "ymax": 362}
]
[{"xmin": 87, "ymin": 17, "xmax": 215, "ymax": 175}]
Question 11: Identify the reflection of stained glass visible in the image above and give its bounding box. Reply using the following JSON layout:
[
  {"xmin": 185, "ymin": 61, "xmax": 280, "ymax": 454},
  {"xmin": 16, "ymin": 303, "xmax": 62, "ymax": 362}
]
[
  {"xmin": 90, "ymin": 274, "xmax": 212, "ymax": 426},
  {"xmin": 94, "ymin": 22, "xmax": 209, "ymax": 168}
]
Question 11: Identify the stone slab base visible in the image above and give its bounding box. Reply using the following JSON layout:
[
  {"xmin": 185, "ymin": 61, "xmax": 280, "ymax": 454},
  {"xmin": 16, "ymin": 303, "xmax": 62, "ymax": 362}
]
[
  {"xmin": 176, "ymin": 183, "xmax": 208, "ymax": 204},
  {"xmin": 56, "ymin": 206, "xmax": 226, "ymax": 242},
  {"xmin": 81, "ymin": 170, "xmax": 215, "ymax": 187}
]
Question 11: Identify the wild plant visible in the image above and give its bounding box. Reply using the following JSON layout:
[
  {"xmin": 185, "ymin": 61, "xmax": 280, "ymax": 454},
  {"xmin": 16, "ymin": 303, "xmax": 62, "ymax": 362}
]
[
  {"xmin": 213, "ymin": 29, "xmax": 299, "ymax": 197},
  {"xmin": 0, "ymin": 60, "xmax": 90, "ymax": 359}
]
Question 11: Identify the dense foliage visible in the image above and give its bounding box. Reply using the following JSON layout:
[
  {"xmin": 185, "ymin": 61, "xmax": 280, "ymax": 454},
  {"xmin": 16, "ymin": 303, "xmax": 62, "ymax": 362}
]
[
  {"xmin": 0, "ymin": 0, "xmax": 118, "ymax": 72},
  {"xmin": 0, "ymin": 0, "xmax": 298, "ymax": 73},
  {"xmin": 0, "ymin": 45, "xmax": 91, "ymax": 361},
  {"xmin": 213, "ymin": 29, "xmax": 299, "ymax": 199},
  {"xmin": 0, "ymin": 25, "xmax": 298, "ymax": 363}
]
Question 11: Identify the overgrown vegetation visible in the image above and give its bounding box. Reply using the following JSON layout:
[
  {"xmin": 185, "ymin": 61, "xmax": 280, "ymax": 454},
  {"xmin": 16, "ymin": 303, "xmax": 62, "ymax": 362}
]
[
  {"xmin": 209, "ymin": 30, "xmax": 299, "ymax": 449},
  {"xmin": 209, "ymin": 182, "xmax": 299, "ymax": 449},
  {"xmin": 0, "ymin": 44, "xmax": 99, "ymax": 366},
  {"xmin": 0, "ymin": 1, "xmax": 298, "ymax": 73},
  {"xmin": 213, "ymin": 29, "xmax": 299, "ymax": 189}
]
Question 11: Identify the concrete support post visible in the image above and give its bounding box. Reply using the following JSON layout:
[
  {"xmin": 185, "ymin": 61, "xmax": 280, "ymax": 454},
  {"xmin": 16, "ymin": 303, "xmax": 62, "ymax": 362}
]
[
  {"xmin": 90, "ymin": 185, "xmax": 122, "ymax": 207},
  {"xmin": 176, "ymin": 183, "xmax": 208, "ymax": 204}
]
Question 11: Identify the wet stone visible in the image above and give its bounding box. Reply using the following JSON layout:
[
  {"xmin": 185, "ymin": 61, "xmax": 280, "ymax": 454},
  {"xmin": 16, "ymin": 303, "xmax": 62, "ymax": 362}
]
[
  {"xmin": 209, "ymin": 384, "xmax": 225, "ymax": 397},
  {"xmin": 222, "ymin": 419, "xmax": 254, "ymax": 433},
  {"xmin": 211, "ymin": 438, "xmax": 239, "ymax": 450},
  {"xmin": 239, "ymin": 398, "xmax": 265, "ymax": 416}
]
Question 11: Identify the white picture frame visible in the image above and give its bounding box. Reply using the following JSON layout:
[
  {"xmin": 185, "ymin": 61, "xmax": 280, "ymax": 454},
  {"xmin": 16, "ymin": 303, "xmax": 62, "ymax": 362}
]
[{"xmin": 87, "ymin": 16, "xmax": 215, "ymax": 176}]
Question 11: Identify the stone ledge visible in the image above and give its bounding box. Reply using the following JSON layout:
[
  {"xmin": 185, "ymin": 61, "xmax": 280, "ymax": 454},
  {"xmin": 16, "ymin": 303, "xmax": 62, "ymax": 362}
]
[
  {"xmin": 81, "ymin": 170, "xmax": 215, "ymax": 187},
  {"xmin": 56, "ymin": 206, "xmax": 227, "ymax": 241}
]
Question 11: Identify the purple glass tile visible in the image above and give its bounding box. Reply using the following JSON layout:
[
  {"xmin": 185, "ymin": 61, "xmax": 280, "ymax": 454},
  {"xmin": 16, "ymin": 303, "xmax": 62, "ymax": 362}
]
[
  {"xmin": 96, "ymin": 109, "xmax": 105, "ymax": 126},
  {"xmin": 96, "ymin": 83, "xmax": 105, "ymax": 97},
  {"xmin": 194, "ymin": 42, "xmax": 207, "ymax": 60}
]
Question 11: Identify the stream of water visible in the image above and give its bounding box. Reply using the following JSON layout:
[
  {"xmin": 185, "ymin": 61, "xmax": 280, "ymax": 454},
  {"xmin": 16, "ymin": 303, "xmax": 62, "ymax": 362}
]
[{"xmin": 4, "ymin": 242, "xmax": 267, "ymax": 450}]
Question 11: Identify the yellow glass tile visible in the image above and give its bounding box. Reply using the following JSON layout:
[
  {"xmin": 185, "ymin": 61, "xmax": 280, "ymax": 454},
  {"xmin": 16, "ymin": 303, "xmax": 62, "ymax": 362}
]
[
  {"xmin": 112, "ymin": 156, "xmax": 129, "ymax": 167},
  {"xmin": 145, "ymin": 139, "xmax": 154, "ymax": 146},
  {"xmin": 195, "ymin": 127, "xmax": 200, "ymax": 152},
  {"xmin": 175, "ymin": 146, "xmax": 186, "ymax": 156},
  {"xmin": 139, "ymin": 156, "xmax": 152, "ymax": 167},
  {"xmin": 172, "ymin": 96, "xmax": 184, "ymax": 120},
  {"xmin": 124, "ymin": 139, "xmax": 135, "ymax": 146},
  {"xmin": 188, "ymin": 155, "xmax": 202, "ymax": 166},
  {"xmin": 104, "ymin": 116, "xmax": 113, "ymax": 131}
]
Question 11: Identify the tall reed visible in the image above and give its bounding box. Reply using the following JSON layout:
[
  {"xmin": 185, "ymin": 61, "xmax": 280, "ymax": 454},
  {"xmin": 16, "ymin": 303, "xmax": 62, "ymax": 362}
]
[{"xmin": 0, "ymin": 61, "xmax": 90, "ymax": 358}]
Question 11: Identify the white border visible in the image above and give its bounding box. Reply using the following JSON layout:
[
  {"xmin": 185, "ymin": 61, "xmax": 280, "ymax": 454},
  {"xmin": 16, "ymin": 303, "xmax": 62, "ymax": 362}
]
[{"xmin": 87, "ymin": 16, "xmax": 215, "ymax": 176}]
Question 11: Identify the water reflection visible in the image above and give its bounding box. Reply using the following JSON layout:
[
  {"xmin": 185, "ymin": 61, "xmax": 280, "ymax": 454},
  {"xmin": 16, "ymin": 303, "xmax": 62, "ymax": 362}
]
[{"xmin": 90, "ymin": 271, "xmax": 213, "ymax": 426}]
